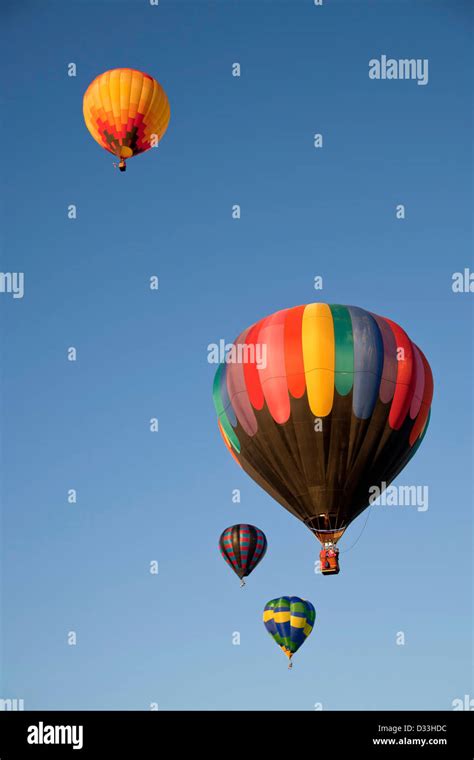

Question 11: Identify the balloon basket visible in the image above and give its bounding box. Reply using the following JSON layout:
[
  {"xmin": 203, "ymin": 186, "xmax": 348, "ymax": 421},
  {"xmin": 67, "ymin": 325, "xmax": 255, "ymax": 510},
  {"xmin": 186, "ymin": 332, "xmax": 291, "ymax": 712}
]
[
  {"xmin": 321, "ymin": 564, "xmax": 340, "ymax": 575},
  {"xmin": 320, "ymin": 546, "xmax": 340, "ymax": 575}
]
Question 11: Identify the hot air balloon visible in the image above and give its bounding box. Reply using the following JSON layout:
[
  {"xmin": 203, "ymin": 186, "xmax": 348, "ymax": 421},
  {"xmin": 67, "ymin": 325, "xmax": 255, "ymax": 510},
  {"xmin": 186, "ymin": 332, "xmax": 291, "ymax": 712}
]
[
  {"xmin": 212, "ymin": 303, "xmax": 433, "ymax": 575},
  {"xmin": 83, "ymin": 68, "xmax": 170, "ymax": 172},
  {"xmin": 263, "ymin": 596, "xmax": 315, "ymax": 667},
  {"xmin": 219, "ymin": 524, "xmax": 267, "ymax": 586}
]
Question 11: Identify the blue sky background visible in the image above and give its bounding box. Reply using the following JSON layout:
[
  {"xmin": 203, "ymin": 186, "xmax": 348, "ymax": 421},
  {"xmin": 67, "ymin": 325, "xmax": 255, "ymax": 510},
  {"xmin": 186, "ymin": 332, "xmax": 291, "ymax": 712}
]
[{"xmin": 0, "ymin": 0, "xmax": 472, "ymax": 710}]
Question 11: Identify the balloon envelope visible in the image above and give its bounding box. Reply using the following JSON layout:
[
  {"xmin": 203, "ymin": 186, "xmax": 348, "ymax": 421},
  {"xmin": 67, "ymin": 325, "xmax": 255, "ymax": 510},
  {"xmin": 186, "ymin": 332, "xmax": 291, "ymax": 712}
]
[
  {"xmin": 213, "ymin": 303, "xmax": 433, "ymax": 545},
  {"xmin": 83, "ymin": 68, "xmax": 170, "ymax": 160},
  {"xmin": 263, "ymin": 596, "xmax": 315, "ymax": 661},
  {"xmin": 219, "ymin": 524, "xmax": 267, "ymax": 580}
]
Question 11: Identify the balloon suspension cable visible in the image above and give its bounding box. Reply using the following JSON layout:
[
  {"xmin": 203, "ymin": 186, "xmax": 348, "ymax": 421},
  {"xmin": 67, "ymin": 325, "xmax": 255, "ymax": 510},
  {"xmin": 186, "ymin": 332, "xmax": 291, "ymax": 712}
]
[{"xmin": 339, "ymin": 504, "xmax": 373, "ymax": 555}]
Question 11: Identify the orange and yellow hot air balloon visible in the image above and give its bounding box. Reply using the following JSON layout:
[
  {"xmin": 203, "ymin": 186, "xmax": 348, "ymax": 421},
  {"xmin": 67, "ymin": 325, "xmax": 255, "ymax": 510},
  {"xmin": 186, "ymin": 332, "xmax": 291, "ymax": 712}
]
[{"xmin": 83, "ymin": 68, "xmax": 170, "ymax": 172}]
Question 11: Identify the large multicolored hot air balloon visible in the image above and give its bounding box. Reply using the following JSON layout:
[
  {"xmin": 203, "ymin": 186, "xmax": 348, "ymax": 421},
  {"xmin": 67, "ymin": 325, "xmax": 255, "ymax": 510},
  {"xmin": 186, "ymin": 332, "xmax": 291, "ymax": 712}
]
[
  {"xmin": 212, "ymin": 303, "xmax": 433, "ymax": 574},
  {"xmin": 219, "ymin": 524, "xmax": 267, "ymax": 586},
  {"xmin": 263, "ymin": 596, "xmax": 315, "ymax": 667},
  {"xmin": 83, "ymin": 68, "xmax": 170, "ymax": 171}
]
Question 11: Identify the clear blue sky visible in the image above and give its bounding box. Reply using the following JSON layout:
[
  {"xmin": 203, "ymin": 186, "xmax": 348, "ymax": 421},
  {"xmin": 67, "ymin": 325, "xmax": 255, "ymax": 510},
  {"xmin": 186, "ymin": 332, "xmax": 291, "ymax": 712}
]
[{"xmin": 0, "ymin": 0, "xmax": 472, "ymax": 710}]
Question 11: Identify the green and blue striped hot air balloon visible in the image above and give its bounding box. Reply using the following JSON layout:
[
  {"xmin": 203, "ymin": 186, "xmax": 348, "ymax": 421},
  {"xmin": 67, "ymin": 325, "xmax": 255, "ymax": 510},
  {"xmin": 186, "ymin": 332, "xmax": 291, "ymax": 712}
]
[{"xmin": 263, "ymin": 596, "xmax": 315, "ymax": 667}]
